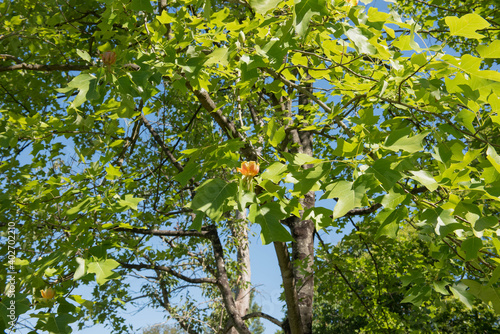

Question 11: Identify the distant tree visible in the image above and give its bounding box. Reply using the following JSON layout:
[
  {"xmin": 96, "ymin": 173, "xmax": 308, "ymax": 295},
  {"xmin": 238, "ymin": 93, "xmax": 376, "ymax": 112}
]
[
  {"xmin": 248, "ymin": 290, "xmax": 265, "ymax": 334},
  {"xmin": 313, "ymin": 221, "xmax": 500, "ymax": 333},
  {"xmin": 142, "ymin": 323, "xmax": 187, "ymax": 334}
]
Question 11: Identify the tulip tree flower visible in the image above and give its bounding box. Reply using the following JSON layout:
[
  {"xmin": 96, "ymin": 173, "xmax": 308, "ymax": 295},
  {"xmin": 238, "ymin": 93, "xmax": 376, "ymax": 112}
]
[
  {"xmin": 40, "ymin": 287, "xmax": 55, "ymax": 300},
  {"xmin": 346, "ymin": 0, "xmax": 358, "ymax": 5},
  {"xmin": 237, "ymin": 161, "xmax": 259, "ymax": 178},
  {"xmin": 237, "ymin": 161, "xmax": 259, "ymax": 191},
  {"xmin": 101, "ymin": 51, "xmax": 117, "ymax": 68}
]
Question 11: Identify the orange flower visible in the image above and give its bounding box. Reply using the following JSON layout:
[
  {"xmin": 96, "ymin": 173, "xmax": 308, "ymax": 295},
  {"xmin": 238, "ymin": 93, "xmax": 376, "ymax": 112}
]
[
  {"xmin": 41, "ymin": 287, "xmax": 55, "ymax": 300},
  {"xmin": 346, "ymin": 0, "xmax": 358, "ymax": 5},
  {"xmin": 237, "ymin": 161, "xmax": 259, "ymax": 177},
  {"xmin": 101, "ymin": 51, "xmax": 117, "ymax": 66}
]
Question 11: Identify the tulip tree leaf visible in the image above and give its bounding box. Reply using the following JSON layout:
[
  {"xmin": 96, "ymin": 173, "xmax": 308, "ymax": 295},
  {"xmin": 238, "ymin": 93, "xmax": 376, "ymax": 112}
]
[
  {"xmin": 131, "ymin": 0, "xmax": 154, "ymax": 12},
  {"xmin": 191, "ymin": 179, "xmax": 238, "ymax": 221},
  {"xmin": 461, "ymin": 237, "xmax": 483, "ymax": 261},
  {"xmin": 249, "ymin": 202, "xmax": 293, "ymax": 244},
  {"xmin": 87, "ymin": 259, "xmax": 120, "ymax": 285},
  {"xmin": 487, "ymin": 145, "xmax": 500, "ymax": 174},
  {"xmin": 384, "ymin": 129, "xmax": 430, "ymax": 153},
  {"xmin": 34, "ymin": 314, "xmax": 76, "ymax": 334},
  {"xmin": 249, "ymin": 0, "xmax": 282, "ymax": 15},
  {"xmin": 477, "ymin": 40, "xmax": 500, "ymax": 58},
  {"xmin": 322, "ymin": 180, "xmax": 366, "ymax": 219},
  {"xmin": 367, "ymin": 158, "xmax": 402, "ymax": 191},
  {"xmin": 409, "ymin": 170, "xmax": 438, "ymax": 192},
  {"xmin": 463, "ymin": 280, "xmax": 500, "ymax": 314},
  {"xmin": 294, "ymin": 0, "xmax": 327, "ymax": 37},
  {"xmin": 445, "ymin": 14, "xmax": 490, "ymax": 39}
]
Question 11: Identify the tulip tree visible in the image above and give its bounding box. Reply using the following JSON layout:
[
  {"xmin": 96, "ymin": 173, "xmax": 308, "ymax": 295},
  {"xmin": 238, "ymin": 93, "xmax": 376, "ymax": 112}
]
[{"xmin": 1, "ymin": 0, "xmax": 500, "ymax": 333}]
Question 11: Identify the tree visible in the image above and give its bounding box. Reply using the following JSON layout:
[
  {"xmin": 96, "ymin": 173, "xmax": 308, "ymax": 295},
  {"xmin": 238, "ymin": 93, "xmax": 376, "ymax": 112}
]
[
  {"xmin": 314, "ymin": 220, "xmax": 500, "ymax": 333},
  {"xmin": 1, "ymin": 0, "xmax": 500, "ymax": 333},
  {"xmin": 142, "ymin": 324, "xmax": 187, "ymax": 334}
]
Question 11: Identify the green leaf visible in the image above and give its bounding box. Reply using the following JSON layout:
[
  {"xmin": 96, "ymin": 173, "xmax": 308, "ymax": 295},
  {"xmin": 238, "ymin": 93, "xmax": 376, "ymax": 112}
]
[
  {"xmin": 248, "ymin": 202, "xmax": 293, "ymax": 244},
  {"xmin": 381, "ymin": 185, "xmax": 408, "ymax": 210},
  {"xmin": 367, "ymin": 158, "xmax": 402, "ymax": 191},
  {"xmin": 292, "ymin": 163, "xmax": 330, "ymax": 196},
  {"xmin": 433, "ymin": 281, "xmax": 450, "ymax": 295},
  {"xmin": 105, "ymin": 165, "xmax": 122, "ymax": 180},
  {"xmin": 477, "ymin": 40, "xmax": 500, "ymax": 58},
  {"xmin": 475, "ymin": 216, "xmax": 498, "ymax": 231},
  {"xmin": 238, "ymin": 187, "xmax": 256, "ymax": 211},
  {"xmin": 463, "ymin": 280, "xmax": 500, "ymax": 313},
  {"xmin": 250, "ymin": 0, "xmax": 282, "ymax": 15},
  {"xmin": 74, "ymin": 258, "xmax": 87, "ymax": 280},
  {"xmin": 445, "ymin": 14, "xmax": 490, "ymax": 39},
  {"xmin": 421, "ymin": 208, "xmax": 461, "ymax": 236},
  {"xmin": 35, "ymin": 314, "xmax": 76, "ymax": 334},
  {"xmin": 450, "ymin": 282, "xmax": 474, "ymax": 310},
  {"xmin": 375, "ymin": 207, "xmax": 406, "ymax": 239},
  {"xmin": 266, "ymin": 118, "xmax": 286, "ymax": 148},
  {"xmin": 282, "ymin": 152, "xmax": 323, "ymax": 165},
  {"xmin": 456, "ymin": 109, "xmax": 476, "ymax": 133},
  {"xmin": 294, "ymin": 0, "xmax": 326, "ymax": 37},
  {"xmin": 322, "ymin": 180, "xmax": 366, "ymax": 219},
  {"xmin": 409, "ymin": 170, "xmax": 438, "ymax": 191},
  {"xmin": 130, "ymin": 0, "xmax": 154, "ymax": 13},
  {"xmin": 461, "ymin": 237, "xmax": 482, "ymax": 261},
  {"xmin": 303, "ymin": 207, "xmax": 334, "ymax": 230},
  {"xmin": 118, "ymin": 194, "xmax": 144, "ymax": 211},
  {"xmin": 174, "ymin": 159, "xmax": 200, "ymax": 186},
  {"xmin": 191, "ymin": 179, "xmax": 237, "ymax": 221},
  {"xmin": 261, "ymin": 162, "xmax": 288, "ymax": 183},
  {"xmin": 345, "ymin": 27, "xmax": 377, "ymax": 55},
  {"xmin": 205, "ymin": 47, "xmax": 229, "ymax": 66},
  {"xmin": 76, "ymin": 49, "xmax": 91, "ymax": 62},
  {"xmin": 383, "ymin": 129, "xmax": 430, "ymax": 153},
  {"xmin": 58, "ymin": 73, "xmax": 98, "ymax": 107},
  {"xmin": 487, "ymin": 145, "xmax": 500, "ymax": 174},
  {"xmin": 87, "ymin": 259, "xmax": 120, "ymax": 285},
  {"xmin": 190, "ymin": 212, "xmax": 204, "ymax": 231},
  {"xmin": 66, "ymin": 197, "xmax": 93, "ymax": 216}
]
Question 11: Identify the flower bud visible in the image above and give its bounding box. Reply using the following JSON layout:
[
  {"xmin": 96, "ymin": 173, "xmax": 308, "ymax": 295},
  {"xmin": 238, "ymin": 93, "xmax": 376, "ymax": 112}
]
[{"xmin": 238, "ymin": 31, "xmax": 246, "ymax": 45}]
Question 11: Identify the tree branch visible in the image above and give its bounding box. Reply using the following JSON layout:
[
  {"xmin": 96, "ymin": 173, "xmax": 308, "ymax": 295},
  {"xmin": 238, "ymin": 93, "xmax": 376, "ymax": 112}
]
[
  {"xmin": 119, "ymin": 262, "xmax": 217, "ymax": 284},
  {"xmin": 242, "ymin": 312, "xmax": 283, "ymax": 327},
  {"xmin": 0, "ymin": 62, "xmax": 140, "ymax": 72},
  {"xmin": 184, "ymin": 81, "xmax": 257, "ymax": 161},
  {"xmin": 262, "ymin": 67, "xmax": 353, "ymax": 137},
  {"xmin": 113, "ymin": 227, "xmax": 211, "ymax": 239},
  {"xmin": 141, "ymin": 113, "xmax": 184, "ymax": 172}
]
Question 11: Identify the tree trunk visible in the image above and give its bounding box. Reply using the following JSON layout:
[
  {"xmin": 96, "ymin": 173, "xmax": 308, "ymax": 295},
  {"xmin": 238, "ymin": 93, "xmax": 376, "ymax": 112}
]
[
  {"xmin": 227, "ymin": 211, "xmax": 252, "ymax": 334},
  {"xmin": 277, "ymin": 80, "xmax": 315, "ymax": 334}
]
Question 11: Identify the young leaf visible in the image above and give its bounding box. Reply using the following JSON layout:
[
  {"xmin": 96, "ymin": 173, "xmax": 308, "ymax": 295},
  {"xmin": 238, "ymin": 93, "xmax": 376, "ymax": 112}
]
[{"xmin": 445, "ymin": 14, "xmax": 490, "ymax": 39}]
